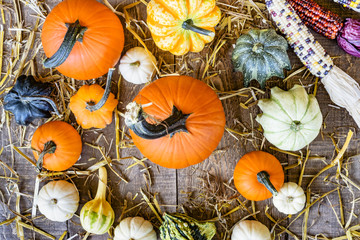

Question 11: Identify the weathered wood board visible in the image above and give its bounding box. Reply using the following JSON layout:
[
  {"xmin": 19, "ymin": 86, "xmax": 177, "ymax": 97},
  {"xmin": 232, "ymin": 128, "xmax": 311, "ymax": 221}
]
[{"xmin": 0, "ymin": 0, "xmax": 360, "ymax": 239}]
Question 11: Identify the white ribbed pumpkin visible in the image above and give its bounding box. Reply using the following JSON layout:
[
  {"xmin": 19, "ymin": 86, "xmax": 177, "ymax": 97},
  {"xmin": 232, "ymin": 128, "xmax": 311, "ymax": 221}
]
[
  {"xmin": 231, "ymin": 220, "xmax": 271, "ymax": 240},
  {"xmin": 37, "ymin": 180, "xmax": 79, "ymax": 222},
  {"xmin": 119, "ymin": 47, "xmax": 156, "ymax": 84},
  {"xmin": 273, "ymin": 182, "xmax": 306, "ymax": 214},
  {"xmin": 256, "ymin": 84, "xmax": 322, "ymax": 151},
  {"xmin": 114, "ymin": 217, "xmax": 157, "ymax": 240}
]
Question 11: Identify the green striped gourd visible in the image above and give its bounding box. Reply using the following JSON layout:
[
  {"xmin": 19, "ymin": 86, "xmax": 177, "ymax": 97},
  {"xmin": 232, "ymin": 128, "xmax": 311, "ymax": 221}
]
[
  {"xmin": 160, "ymin": 213, "xmax": 216, "ymax": 240},
  {"xmin": 80, "ymin": 167, "xmax": 114, "ymax": 234}
]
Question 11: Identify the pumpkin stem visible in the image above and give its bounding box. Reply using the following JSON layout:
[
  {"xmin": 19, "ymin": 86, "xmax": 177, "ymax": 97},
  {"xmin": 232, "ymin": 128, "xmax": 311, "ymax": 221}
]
[
  {"xmin": 43, "ymin": 20, "xmax": 87, "ymax": 68},
  {"xmin": 287, "ymin": 196, "xmax": 294, "ymax": 203},
  {"xmin": 182, "ymin": 19, "xmax": 215, "ymax": 37},
  {"xmin": 21, "ymin": 96, "xmax": 61, "ymax": 116},
  {"xmin": 124, "ymin": 102, "xmax": 190, "ymax": 139},
  {"xmin": 130, "ymin": 61, "xmax": 140, "ymax": 67},
  {"xmin": 257, "ymin": 171, "xmax": 278, "ymax": 196},
  {"xmin": 290, "ymin": 121, "xmax": 302, "ymax": 132},
  {"xmin": 36, "ymin": 141, "xmax": 57, "ymax": 172},
  {"xmin": 95, "ymin": 167, "xmax": 107, "ymax": 200},
  {"xmin": 252, "ymin": 42, "xmax": 264, "ymax": 53},
  {"xmin": 86, "ymin": 68, "xmax": 115, "ymax": 112}
]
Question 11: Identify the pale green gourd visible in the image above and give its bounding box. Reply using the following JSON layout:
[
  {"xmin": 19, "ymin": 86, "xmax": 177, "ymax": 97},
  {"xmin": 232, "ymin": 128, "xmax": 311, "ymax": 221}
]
[
  {"xmin": 256, "ymin": 84, "xmax": 322, "ymax": 151},
  {"xmin": 80, "ymin": 167, "xmax": 114, "ymax": 234}
]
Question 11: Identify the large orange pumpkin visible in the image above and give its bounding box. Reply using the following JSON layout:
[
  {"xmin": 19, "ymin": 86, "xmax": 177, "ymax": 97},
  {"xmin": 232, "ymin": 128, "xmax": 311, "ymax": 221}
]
[
  {"xmin": 31, "ymin": 121, "xmax": 82, "ymax": 171},
  {"xmin": 233, "ymin": 151, "xmax": 284, "ymax": 201},
  {"xmin": 41, "ymin": 0, "xmax": 124, "ymax": 80},
  {"xmin": 125, "ymin": 76, "xmax": 226, "ymax": 169}
]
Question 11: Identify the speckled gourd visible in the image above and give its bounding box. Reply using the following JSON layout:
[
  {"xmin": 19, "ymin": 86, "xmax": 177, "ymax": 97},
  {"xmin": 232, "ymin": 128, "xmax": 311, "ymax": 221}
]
[
  {"xmin": 160, "ymin": 213, "xmax": 216, "ymax": 240},
  {"xmin": 232, "ymin": 29, "xmax": 291, "ymax": 88}
]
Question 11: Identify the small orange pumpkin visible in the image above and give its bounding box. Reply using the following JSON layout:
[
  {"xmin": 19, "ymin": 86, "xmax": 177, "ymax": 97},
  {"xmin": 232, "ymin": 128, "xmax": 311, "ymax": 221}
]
[
  {"xmin": 69, "ymin": 69, "xmax": 118, "ymax": 129},
  {"xmin": 124, "ymin": 76, "xmax": 226, "ymax": 169},
  {"xmin": 41, "ymin": 0, "xmax": 124, "ymax": 80},
  {"xmin": 31, "ymin": 121, "xmax": 82, "ymax": 171},
  {"xmin": 233, "ymin": 151, "xmax": 284, "ymax": 201}
]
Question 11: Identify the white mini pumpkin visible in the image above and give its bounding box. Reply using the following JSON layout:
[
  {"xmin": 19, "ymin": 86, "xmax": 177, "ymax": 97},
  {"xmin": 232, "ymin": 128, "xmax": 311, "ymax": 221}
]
[
  {"xmin": 256, "ymin": 84, "xmax": 322, "ymax": 151},
  {"xmin": 114, "ymin": 217, "xmax": 157, "ymax": 240},
  {"xmin": 273, "ymin": 182, "xmax": 306, "ymax": 214},
  {"xmin": 37, "ymin": 180, "xmax": 79, "ymax": 222},
  {"xmin": 119, "ymin": 47, "xmax": 156, "ymax": 84},
  {"xmin": 231, "ymin": 220, "xmax": 271, "ymax": 240}
]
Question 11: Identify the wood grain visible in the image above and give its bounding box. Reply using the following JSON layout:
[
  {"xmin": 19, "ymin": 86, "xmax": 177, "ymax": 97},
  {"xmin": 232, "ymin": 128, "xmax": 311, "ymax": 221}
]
[{"xmin": 0, "ymin": 0, "xmax": 359, "ymax": 239}]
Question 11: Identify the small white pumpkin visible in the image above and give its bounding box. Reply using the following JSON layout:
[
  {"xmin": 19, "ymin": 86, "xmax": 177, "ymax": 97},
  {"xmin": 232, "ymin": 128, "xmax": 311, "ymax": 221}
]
[
  {"xmin": 114, "ymin": 217, "xmax": 157, "ymax": 240},
  {"xmin": 231, "ymin": 220, "xmax": 271, "ymax": 240},
  {"xmin": 256, "ymin": 84, "xmax": 322, "ymax": 151},
  {"xmin": 273, "ymin": 182, "xmax": 306, "ymax": 214},
  {"xmin": 119, "ymin": 47, "xmax": 156, "ymax": 84},
  {"xmin": 37, "ymin": 180, "xmax": 79, "ymax": 222}
]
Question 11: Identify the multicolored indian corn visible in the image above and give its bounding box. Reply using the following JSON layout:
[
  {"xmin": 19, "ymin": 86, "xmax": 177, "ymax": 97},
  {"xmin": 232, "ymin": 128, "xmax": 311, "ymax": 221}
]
[
  {"xmin": 332, "ymin": 0, "xmax": 360, "ymax": 12},
  {"xmin": 265, "ymin": 0, "xmax": 334, "ymax": 78},
  {"xmin": 266, "ymin": 0, "xmax": 360, "ymax": 128},
  {"xmin": 287, "ymin": 0, "xmax": 343, "ymax": 39}
]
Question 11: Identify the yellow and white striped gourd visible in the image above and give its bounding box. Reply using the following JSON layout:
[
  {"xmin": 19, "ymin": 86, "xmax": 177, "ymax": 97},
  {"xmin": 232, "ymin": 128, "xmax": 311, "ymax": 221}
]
[{"xmin": 266, "ymin": 0, "xmax": 360, "ymax": 128}]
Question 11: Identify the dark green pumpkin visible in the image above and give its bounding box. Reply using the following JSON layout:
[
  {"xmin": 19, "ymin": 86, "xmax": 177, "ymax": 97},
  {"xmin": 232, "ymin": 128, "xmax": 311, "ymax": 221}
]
[
  {"xmin": 160, "ymin": 213, "xmax": 216, "ymax": 240},
  {"xmin": 232, "ymin": 29, "xmax": 291, "ymax": 88},
  {"xmin": 3, "ymin": 75, "xmax": 59, "ymax": 125}
]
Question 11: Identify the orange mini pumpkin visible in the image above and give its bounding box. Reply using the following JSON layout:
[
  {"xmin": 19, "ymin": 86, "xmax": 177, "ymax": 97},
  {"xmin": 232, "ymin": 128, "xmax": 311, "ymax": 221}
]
[
  {"xmin": 31, "ymin": 121, "xmax": 82, "ymax": 171},
  {"xmin": 41, "ymin": 0, "xmax": 124, "ymax": 80},
  {"xmin": 69, "ymin": 69, "xmax": 118, "ymax": 129},
  {"xmin": 124, "ymin": 76, "xmax": 226, "ymax": 169},
  {"xmin": 233, "ymin": 151, "xmax": 284, "ymax": 201}
]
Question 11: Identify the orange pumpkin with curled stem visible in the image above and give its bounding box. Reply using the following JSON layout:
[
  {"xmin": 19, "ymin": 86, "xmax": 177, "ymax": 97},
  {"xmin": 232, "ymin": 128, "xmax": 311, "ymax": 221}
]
[
  {"xmin": 69, "ymin": 69, "xmax": 118, "ymax": 129},
  {"xmin": 41, "ymin": 0, "xmax": 124, "ymax": 80},
  {"xmin": 233, "ymin": 151, "xmax": 284, "ymax": 201},
  {"xmin": 31, "ymin": 121, "xmax": 82, "ymax": 171},
  {"xmin": 124, "ymin": 76, "xmax": 226, "ymax": 169}
]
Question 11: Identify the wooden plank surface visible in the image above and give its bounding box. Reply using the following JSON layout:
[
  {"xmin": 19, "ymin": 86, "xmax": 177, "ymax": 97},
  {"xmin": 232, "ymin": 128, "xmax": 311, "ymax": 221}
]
[{"xmin": 0, "ymin": 0, "xmax": 360, "ymax": 239}]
